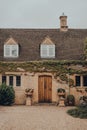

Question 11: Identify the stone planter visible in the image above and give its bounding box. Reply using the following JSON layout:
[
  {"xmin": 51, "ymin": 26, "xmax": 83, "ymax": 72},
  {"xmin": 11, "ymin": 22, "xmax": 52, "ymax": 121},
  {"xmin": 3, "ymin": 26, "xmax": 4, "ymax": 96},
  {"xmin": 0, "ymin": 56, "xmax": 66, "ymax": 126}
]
[
  {"xmin": 25, "ymin": 93, "xmax": 33, "ymax": 97},
  {"xmin": 25, "ymin": 88, "xmax": 34, "ymax": 106},
  {"xmin": 59, "ymin": 97, "xmax": 65, "ymax": 107},
  {"xmin": 26, "ymin": 97, "xmax": 32, "ymax": 106},
  {"xmin": 57, "ymin": 91, "xmax": 66, "ymax": 107}
]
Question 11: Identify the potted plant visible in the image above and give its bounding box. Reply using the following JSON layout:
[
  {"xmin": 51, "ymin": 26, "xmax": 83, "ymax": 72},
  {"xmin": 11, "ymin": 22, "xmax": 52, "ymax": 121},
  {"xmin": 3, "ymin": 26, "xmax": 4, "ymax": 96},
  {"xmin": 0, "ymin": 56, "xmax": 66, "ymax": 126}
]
[
  {"xmin": 57, "ymin": 88, "xmax": 66, "ymax": 107},
  {"xmin": 25, "ymin": 88, "xmax": 34, "ymax": 106},
  {"xmin": 57, "ymin": 88, "xmax": 65, "ymax": 96},
  {"xmin": 25, "ymin": 88, "xmax": 34, "ymax": 97},
  {"xmin": 66, "ymin": 95, "xmax": 75, "ymax": 106}
]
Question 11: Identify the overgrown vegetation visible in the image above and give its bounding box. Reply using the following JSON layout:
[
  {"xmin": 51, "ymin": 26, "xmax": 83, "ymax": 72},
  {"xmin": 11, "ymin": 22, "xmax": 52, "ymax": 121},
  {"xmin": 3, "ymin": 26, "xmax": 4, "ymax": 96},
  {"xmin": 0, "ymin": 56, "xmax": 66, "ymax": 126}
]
[
  {"xmin": 1, "ymin": 60, "xmax": 87, "ymax": 73},
  {"xmin": 67, "ymin": 96, "xmax": 87, "ymax": 119},
  {"xmin": 0, "ymin": 83, "xmax": 15, "ymax": 106},
  {"xmin": 1, "ymin": 60, "xmax": 87, "ymax": 86},
  {"xmin": 67, "ymin": 107, "xmax": 87, "ymax": 119},
  {"xmin": 0, "ymin": 60, "xmax": 87, "ymax": 73}
]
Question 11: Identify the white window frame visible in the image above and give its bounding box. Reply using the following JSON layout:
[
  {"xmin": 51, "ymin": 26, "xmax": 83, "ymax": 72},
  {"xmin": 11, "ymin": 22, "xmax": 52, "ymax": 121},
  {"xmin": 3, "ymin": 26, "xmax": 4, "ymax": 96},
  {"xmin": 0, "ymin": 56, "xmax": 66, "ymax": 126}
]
[
  {"xmin": 4, "ymin": 45, "xmax": 19, "ymax": 58},
  {"xmin": 40, "ymin": 44, "xmax": 55, "ymax": 58}
]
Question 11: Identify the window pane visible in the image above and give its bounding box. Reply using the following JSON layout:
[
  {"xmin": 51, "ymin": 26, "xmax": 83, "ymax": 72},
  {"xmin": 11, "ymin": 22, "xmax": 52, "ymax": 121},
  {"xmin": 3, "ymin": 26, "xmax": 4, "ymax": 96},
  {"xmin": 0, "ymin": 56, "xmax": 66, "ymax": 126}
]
[
  {"xmin": 41, "ymin": 45, "xmax": 48, "ymax": 57},
  {"xmin": 2, "ymin": 76, "xmax": 6, "ymax": 84},
  {"xmin": 4, "ymin": 45, "xmax": 10, "ymax": 57},
  {"xmin": 16, "ymin": 76, "xmax": 21, "ymax": 86},
  {"xmin": 48, "ymin": 45, "xmax": 55, "ymax": 57},
  {"xmin": 11, "ymin": 45, "xmax": 18, "ymax": 57},
  {"xmin": 83, "ymin": 76, "xmax": 87, "ymax": 87},
  {"xmin": 9, "ymin": 76, "xmax": 13, "ymax": 86},
  {"xmin": 75, "ymin": 76, "xmax": 80, "ymax": 86},
  {"xmin": 4, "ymin": 45, "xmax": 19, "ymax": 58},
  {"xmin": 41, "ymin": 44, "xmax": 55, "ymax": 58}
]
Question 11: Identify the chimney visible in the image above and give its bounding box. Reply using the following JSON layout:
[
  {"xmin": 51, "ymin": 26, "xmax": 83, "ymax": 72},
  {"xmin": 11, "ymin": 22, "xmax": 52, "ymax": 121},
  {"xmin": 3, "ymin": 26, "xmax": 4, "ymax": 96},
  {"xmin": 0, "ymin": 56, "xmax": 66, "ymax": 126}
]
[{"xmin": 59, "ymin": 13, "xmax": 68, "ymax": 32}]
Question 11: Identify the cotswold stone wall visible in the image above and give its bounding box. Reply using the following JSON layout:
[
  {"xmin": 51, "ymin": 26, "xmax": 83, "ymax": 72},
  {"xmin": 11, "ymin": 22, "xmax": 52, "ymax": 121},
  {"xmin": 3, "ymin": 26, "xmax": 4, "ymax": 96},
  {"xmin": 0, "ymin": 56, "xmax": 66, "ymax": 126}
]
[{"xmin": 0, "ymin": 72, "xmax": 86, "ymax": 105}]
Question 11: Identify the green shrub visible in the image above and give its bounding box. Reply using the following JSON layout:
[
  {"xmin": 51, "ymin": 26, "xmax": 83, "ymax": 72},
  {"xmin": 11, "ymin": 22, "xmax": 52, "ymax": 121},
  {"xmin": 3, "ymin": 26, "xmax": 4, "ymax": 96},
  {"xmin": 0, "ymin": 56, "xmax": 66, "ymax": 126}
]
[
  {"xmin": 67, "ymin": 108, "xmax": 79, "ymax": 117},
  {"xmin": 67, "ymin": 107, "xmax": 87, "ymax": 119},
  {"xmin": 66, "ymin": 95, "xmax": 75, "ymax": 106},
  {"xmin": 67, "ymin": 95, "xmax": 87, "ymax": 118},
  {"xmin": 79, "ymin": 96, "xmax": 87, "ymax": 108},
  {"xmin": 0, "ymin": 83, "xmax": 15, "ymax": 106}
]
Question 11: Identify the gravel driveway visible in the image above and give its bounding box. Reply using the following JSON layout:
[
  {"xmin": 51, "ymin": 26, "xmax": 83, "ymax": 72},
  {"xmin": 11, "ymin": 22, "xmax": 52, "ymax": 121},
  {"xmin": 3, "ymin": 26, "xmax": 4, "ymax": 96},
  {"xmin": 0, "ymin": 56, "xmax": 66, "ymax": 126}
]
[{"xmin": 0, "ymin": 106, "xmax": 87, "ymax": 130}]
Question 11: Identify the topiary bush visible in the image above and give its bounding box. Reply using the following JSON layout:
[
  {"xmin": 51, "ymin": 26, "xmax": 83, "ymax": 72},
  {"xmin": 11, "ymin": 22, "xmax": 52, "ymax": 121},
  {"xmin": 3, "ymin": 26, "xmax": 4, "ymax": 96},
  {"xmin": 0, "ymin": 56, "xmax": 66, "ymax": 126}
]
[
  {"xmin": 66, "ymin": 95, "xmax": 75, "ymax": 106},
  {"xmin": 0, "ymin": 83, "xmax": 15, "ymax": 106}
]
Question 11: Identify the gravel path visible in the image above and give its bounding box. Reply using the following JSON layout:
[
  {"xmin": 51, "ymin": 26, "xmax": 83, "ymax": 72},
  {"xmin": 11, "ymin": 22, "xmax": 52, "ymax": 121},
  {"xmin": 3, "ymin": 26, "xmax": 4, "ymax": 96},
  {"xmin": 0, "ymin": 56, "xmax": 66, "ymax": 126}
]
[{"xmin": 0, "ymin": 106, "xmax": 87, "ymax": 130}]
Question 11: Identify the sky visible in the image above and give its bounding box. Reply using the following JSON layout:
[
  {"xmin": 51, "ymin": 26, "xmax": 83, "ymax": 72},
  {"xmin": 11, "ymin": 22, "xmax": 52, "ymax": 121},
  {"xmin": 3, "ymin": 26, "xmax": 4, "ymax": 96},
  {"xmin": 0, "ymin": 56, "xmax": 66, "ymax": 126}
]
[{"xmin": 0, "ymin": 0, "xmax": 87, "ymax": 29}]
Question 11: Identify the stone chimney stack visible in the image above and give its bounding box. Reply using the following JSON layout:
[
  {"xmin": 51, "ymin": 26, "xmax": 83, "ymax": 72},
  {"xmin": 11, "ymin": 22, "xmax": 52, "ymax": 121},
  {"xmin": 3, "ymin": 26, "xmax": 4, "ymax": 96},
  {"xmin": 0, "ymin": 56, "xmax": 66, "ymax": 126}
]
[{"xmin": 59, "ymin": 13, "xmax": 68, "ymax": 32}]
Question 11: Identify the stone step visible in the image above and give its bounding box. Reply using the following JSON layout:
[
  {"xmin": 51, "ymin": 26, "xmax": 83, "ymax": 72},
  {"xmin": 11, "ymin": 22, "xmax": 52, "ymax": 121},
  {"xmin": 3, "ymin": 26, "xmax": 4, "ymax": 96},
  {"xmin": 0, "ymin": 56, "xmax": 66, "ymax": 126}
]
[{"xmin": 33, "ymin": 103, "xmax": 57, "ymax": 106}]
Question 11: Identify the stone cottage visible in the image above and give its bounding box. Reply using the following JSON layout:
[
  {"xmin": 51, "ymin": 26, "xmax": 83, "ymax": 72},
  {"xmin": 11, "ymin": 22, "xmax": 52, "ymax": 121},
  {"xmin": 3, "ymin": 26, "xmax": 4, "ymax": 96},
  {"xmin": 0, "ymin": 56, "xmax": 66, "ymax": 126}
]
[{"xmin": 0, "ymin": 14, "xmax": 87, "ymax": 105}]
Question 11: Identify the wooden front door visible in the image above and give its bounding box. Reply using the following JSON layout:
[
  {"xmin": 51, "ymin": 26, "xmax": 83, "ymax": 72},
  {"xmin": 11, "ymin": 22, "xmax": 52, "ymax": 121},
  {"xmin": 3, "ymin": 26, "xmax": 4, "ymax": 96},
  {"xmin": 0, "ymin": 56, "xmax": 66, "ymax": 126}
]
[{"xmin": 38, "ymin": 75, "xmax": 52, "ymax": 103}]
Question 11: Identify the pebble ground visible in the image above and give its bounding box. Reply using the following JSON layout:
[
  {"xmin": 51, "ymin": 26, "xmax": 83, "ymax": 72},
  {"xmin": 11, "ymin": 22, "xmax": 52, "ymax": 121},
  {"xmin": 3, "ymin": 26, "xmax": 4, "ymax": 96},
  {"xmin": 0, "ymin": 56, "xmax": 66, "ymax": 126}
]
[{"xmin": 0, "ymin": 106, "xmax": 87, "ymax": 130}]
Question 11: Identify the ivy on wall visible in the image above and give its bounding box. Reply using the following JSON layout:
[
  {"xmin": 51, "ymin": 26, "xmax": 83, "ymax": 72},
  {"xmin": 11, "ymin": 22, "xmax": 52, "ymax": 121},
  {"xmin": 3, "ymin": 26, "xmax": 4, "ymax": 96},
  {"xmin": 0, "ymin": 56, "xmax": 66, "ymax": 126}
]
[{"xmin": 0, "ymin": 60, "xmax": 87, "ymax": 86}]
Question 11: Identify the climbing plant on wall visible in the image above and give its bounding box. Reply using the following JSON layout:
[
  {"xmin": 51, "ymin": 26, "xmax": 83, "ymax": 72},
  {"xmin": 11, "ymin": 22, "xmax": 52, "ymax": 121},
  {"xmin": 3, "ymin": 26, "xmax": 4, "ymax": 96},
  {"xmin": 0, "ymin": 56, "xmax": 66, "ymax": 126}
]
[{"xmin": 0, "ymin": 60, "xmax": 87, "ymax": 87}]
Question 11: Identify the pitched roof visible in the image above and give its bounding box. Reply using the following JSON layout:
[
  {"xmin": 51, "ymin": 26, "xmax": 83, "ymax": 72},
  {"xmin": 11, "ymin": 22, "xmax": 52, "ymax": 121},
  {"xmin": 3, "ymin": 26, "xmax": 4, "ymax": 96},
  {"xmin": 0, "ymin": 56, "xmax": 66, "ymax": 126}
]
[{"xmin": 0, "ymin": 28, "xmax": 87, "ymax": 61}]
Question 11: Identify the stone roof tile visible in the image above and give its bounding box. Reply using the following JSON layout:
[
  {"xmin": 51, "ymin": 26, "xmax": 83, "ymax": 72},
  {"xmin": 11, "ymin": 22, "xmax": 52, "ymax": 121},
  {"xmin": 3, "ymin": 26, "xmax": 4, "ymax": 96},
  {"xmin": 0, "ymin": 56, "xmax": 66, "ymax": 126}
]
[{"xmin": 0, "ymin": 29, "xmax": 87, "ymax": 61}]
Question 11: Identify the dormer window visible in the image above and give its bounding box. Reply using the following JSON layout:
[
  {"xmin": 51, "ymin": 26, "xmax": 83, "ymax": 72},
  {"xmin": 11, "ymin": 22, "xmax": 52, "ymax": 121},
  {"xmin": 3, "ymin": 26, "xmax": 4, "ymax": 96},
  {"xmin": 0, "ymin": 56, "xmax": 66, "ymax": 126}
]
[
  {"xmin": 41, "ymin": 44, "xmax": 55, "ymax": 58},
  {"xmin": 4, "ymin": 37, "xmax": 19, "ymax": 58},
  {"xmin": 40, "ymin": 36, "xmax": 55, "ymax": 58}
]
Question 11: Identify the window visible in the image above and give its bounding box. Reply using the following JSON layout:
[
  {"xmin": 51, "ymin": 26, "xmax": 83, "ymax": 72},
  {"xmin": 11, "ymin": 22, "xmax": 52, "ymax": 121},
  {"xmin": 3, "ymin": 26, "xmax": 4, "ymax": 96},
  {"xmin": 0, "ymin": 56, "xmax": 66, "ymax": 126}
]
[
  {"xmin": 2, "ymin": 76, "xmax": 6, "ymax": 84},
  {"xmin": 75, "ymin": 76, "xmax": 81, "ymax": 86},
  {"xmin": 16, "ymin": 76, "xmax": 21, "ymax": 86},
  {"xmin": 40, "ymin": 44, "xmax": 55, "ymax": 58},
  {"xmin": 83, "ymin": 76, "xmax": 87, "ymax": 87},
  {"xmin": 9, "ymin": 76, "xmax": 13, "ymax": 86},
  {"xmin": 4, "ymin": 45, "xmax": 19, "ymax": 58}
]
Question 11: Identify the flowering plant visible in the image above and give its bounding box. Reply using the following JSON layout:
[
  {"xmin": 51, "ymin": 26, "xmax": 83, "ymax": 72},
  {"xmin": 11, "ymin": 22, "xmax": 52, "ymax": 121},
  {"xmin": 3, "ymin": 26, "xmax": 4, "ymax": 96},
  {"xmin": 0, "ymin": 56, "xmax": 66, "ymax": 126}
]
[{"xmin": 25, "ymin": 88, "xmax": 34, "ymax": 93}]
